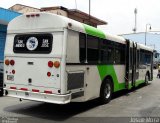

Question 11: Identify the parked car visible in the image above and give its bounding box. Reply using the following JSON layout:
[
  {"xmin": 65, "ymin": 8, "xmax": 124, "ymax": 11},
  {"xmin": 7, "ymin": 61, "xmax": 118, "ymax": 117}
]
[{"xmin": 0, "ymin": 61, "xmax": 3, "ymax": 96}]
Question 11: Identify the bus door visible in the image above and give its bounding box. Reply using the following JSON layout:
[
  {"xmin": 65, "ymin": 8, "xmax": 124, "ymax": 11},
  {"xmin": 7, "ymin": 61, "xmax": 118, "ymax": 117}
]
[
  {"xmin": 125, "ymin": 39, "xmax": 131, "ymax": 89},
  {"xmin": 125, "ymin": 40, "xmax": 138, "ymax": 89},
  {"xmin": 132, "ymin": 42, "xmax": 139, "ymax": 86}
]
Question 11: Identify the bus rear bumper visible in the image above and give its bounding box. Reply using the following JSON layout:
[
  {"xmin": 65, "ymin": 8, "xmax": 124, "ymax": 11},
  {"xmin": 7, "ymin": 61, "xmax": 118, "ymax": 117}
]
[{"xmin": 4, "ymin": 89, "xmax": 71, "ymax": 104}]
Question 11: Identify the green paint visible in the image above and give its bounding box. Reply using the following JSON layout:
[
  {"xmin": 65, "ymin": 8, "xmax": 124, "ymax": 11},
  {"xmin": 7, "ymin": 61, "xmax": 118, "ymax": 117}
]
[
  {"xmin": 83, "ymin": 24, "xmax": 106, "ymax": 39},
  {"xmin": 97, "ymin": 65, "xmax": 145, "ymax": 92},
  {"xmin": 97, "ymin": 65, "xmax": 123, "ymax": 92},
  {"xmin": 135, "ymin": 80, "xmax": 145, "ymax": 86}
]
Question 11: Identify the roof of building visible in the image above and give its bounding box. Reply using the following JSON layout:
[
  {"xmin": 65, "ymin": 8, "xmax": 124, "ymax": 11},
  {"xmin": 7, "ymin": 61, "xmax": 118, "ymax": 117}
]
[
  {"xmin": 120, "ymin": 31, "xmax": 160, "ymax": 36},
  {"xmin": 41, "ymin": 6, "xmax": 107, "ymax": 26},
  {"xmin": 9, "ymin": 4, "xmax": 107, "ymax": 27},
  {"xmin": 9, "ymin": 4, "xmax": 40, "ymax": 11}
]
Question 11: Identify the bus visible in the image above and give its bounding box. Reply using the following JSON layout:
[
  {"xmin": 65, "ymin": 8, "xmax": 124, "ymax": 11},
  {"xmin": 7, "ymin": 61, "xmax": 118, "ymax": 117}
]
[{"xmin": 4, "ymin": 13, "xmax": 153, "ymax": 104}]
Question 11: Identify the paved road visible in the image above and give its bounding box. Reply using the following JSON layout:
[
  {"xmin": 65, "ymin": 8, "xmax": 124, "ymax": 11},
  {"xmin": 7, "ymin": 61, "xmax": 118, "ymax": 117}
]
[{"xmin": 0, "ymin": 70, "xmax": 160, "ymax": 123}]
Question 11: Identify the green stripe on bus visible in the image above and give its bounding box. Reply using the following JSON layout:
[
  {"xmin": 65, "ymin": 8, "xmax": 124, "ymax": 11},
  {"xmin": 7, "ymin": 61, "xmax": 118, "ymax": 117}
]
[
  {"xmin": 97, "ymin": 65, "xmax": 145, "ymax": 92},
  {"xmin": 97, "ymin": 65, "xmax": 122, "ymax": 92},
  {"xmin": 83, "ymin": 24, "xmax": 106, "ymax": 39}
]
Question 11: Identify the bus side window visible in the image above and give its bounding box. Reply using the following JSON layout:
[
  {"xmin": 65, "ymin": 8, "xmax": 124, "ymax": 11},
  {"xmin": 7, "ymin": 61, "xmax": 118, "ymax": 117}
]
[
  {"xmin": 140, "ymin": 50, "xmax": 144, "ymax": 65},
  {"xmin": 137, "ymin": 50, "xmax": 140, "ymax": 68},
  {"xmin": 100, "ymin": 39, "xmax": 108, "ymax": 64},
  {"xmin": 79, "ymin": 33, "xmax": 86, "ymax": 63},
  {"xmin": 105, "ymin": 40, "xmax": 114, "ymax": 64},
  {"xmin": 115, "ymin": 43, "xmax": 125, "ymax": 64},
  {"xmin": 145, "ymin": 52, "xmax": 152, "ymax": 64},
  {"xmin": 140, "ymin": 49, "xmax": 152, "ymax": 65},
  {"xmin": 87, "ymin": 35, "xmax": 99, "ymax": 63},
  {"xmin": 107, "ymin": 46, "xmax": 114, "ymax": 64},
  {"xmin": 130, "ymin": 48, "xmax": 133, "ymax": 68}
]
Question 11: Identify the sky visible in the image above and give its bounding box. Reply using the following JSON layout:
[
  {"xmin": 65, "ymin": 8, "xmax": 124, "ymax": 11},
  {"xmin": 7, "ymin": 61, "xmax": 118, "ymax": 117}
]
[{"xmin": 0, "ymin": 0, "xmax": 160, "ymax": 35}]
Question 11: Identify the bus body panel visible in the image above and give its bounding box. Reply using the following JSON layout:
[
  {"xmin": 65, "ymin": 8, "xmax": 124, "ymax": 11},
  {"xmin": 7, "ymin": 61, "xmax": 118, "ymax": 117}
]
[{"xmin": 5, "ymin": 57, "xmax": 61, "ymax": 90}]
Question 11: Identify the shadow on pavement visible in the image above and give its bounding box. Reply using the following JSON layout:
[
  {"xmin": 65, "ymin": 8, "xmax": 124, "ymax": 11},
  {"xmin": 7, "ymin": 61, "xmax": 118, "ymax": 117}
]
[
  {"xmin": 3, "ymin": 82, "xmax": 151, "ymax": 121},
  {"xmin": 112, "ymin": 83, "xmax": 151, "ymax": 99},
  {"xmin": 4, "ymin": 98, "xmax": 101, "ymax": 121}
]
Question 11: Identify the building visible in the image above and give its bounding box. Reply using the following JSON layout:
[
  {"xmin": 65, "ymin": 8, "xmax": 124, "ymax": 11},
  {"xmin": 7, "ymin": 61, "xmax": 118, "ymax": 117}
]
[
  {"xmin": 0, "ymin": 7, "xmax": 21, "ymax": 61},
  {"xmin": 9, "ymin": 4, "xmax": 40, "ymax": 13},
  {"xmin": 41, "ymin": 6, "xmax": 107, "ymax": 27},
  {"xmin": 121, "ymin": 32, "xmax": 160, "ymax": 52},
  {"xmin": 9, "ymin": 4, "xmax": 107, "ymax": 27}
]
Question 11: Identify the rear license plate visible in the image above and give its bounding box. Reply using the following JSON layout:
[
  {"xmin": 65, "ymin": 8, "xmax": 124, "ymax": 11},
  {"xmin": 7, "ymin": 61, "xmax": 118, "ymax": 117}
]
[{"xmin": 7, "ymin": 75, "xmax": 14, "ymax": 81}]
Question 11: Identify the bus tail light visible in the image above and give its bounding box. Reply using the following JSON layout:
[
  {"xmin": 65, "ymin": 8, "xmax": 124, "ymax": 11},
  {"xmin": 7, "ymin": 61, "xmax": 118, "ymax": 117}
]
[
  {"xmin": 44, "ymin": 90, "xmax": 52, "ymax": 94},
  {"xmin": 5, "ymin": 59, "xmax": 10, "ymax": 65},
  {"xmin": 26, "ymin": 14, "xmax": 40, "ymax": 18},
  {"xmin": 10, "ymin": 60, "xmax": 15, "ymax": 66},
  {"xmin": 12, "ymin": 70, "xmax": 15, "ymax": 74},
  {"xmin": 10, "ymin": 87, "xmax": 16, "ymax": 89},
  {"xmin": 32, "ymin": 89, "xmax": 40, "ymax": 92},
  {"xmin": 47, "ymin": 72, "xmax": 51, "ymax": 77},
  {"xmin": 48, "ymin": 61, "xmax": 53, "ymax": 68},
  {"xmin": 20, "ymin": 88, "xmax": 28, "ymax": 91},
  {"xmin": 54, "ymin": 61, "xmax": 60, "ymax": 68}
]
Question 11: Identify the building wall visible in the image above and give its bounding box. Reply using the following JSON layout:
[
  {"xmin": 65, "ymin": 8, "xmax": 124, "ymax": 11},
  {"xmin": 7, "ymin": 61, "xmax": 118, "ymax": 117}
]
[
  {"xmin": 0, "ymin": 24, "xmax": 7, "ymax": 61},
  {"xmin": 41, "ymin": 9, "xmax": 68, "ymax": 16},
  {"xmin": 17, "ymin": 7, "xmax": 40, "ymax": 14},
  {"xmin": 0, "ymin": 7, "xmax": 21, "ymax": 24},
  {"xmin": 68, "ymin": 14, "xmax": 97, "ymax": 27},
  {"xmin": 0, "ymin": 8, "xmax": 21, "ymax": 61},
  {"xmin": 9, "ymin": 4, "xmax": 40, "ymax": 14}
]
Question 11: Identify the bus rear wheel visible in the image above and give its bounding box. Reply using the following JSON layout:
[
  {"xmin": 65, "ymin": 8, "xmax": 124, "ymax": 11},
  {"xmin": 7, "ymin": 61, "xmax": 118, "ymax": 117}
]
[{"xmin": 99, "ymin": 79, "xmax": 113, "ymax": 104}]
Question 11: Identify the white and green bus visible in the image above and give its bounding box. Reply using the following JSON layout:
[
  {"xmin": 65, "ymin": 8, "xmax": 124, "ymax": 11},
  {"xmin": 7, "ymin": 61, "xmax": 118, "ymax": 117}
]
[{"xmin": 4, "ymin": 13, "xmax": 153, "ymax": 104}]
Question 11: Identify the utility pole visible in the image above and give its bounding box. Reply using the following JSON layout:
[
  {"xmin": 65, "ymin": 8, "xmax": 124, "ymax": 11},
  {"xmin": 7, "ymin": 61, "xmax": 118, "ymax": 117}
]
[
  {"xmin": 89, "ymin": 0, "xmax": 91, "ymax": 25},
  {"xmin": 133, "ymin": 8, "xmax": 137, "ymax": 33},
  {"xmin": 75, "ymin": 0, "xmax": 77, "ymax": 9},
  {"xmin": 145, "ymin": 24, "xmax": 152, "ymax": 45}
]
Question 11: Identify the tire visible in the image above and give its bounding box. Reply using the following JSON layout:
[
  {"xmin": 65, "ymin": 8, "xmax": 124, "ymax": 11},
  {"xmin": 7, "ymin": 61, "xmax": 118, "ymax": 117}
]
[
  {"xmin": 99, "ymin": 79, "xmax": 113, "ymax": 104},
  {"xmin": 145, "ymin": 73, "xmax": 149, "ymax": 85},
  {"xmin": 0, "ymin": 89, "xmax": 3, "ymax": 96}
]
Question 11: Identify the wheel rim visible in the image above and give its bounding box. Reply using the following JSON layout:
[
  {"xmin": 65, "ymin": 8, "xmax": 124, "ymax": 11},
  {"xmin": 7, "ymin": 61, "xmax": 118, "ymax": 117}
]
[{"xmin": 104, "ymin": 83, "xmax": 111, "ymax": 99}]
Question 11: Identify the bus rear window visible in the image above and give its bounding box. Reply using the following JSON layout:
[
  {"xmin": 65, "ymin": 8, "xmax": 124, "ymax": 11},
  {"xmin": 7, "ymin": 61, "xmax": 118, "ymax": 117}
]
[{"xmin": 13, "ymin": 34, "xmax": 53, "ymax": 53}]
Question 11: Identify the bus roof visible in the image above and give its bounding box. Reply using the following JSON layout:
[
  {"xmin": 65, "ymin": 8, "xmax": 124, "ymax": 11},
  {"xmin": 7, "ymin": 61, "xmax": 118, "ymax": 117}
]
[
  {"xmin": 7, "ymin": 12, "xmax": 153, "ymax": 52},
  {"xmin": 138, "ymin": 43, "xmax": 153, "ymax": 52}
]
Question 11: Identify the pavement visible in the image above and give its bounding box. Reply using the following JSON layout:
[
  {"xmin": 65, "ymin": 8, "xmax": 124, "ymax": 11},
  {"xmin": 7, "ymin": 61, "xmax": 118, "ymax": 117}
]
[{"xmin": 0, "ymin": 70, "xmax": 160, "ymax": 123}]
